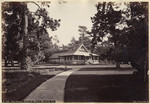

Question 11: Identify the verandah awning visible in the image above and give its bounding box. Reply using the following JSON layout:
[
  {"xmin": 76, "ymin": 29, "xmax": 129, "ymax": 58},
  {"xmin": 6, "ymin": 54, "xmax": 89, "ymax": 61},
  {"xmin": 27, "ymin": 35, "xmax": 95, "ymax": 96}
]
[{"xmin": 59, "ymin": 52, "xmax": 99, "ymax": 57}]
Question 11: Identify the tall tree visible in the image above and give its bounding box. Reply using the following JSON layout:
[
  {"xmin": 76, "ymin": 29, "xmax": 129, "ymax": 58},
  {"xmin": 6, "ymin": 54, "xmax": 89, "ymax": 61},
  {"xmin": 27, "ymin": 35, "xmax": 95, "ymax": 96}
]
[
  {"xmin": 78, "ymin": 26, "xmax": 87, "ymax": 43},
  {"xmin": 2, "ymin": 2, "xmax": 60, "ymax": 70},
  {"xmin": 90, "ymin": 2, "xmax": 148, "ymax": 81},
  {"xmin": 125, "ymin": 2, "xmax": 148, "ymax": 81},
  {"xmin": 2, "ymin": 2, "xmax": 26, "ymax": 66},
  {"xmin": 78, "ymin": 26, "xmax": 92, "ymax": 50},
  {"xmin": 91, "ymin": 2, "xmax": 122, "ymax": 67}
]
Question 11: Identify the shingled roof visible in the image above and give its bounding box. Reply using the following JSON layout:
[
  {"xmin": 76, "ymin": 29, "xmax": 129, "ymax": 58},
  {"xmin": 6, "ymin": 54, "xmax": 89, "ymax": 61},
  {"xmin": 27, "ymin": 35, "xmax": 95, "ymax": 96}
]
[{"xmin": 50, "ymin": 52, "xmax": 66, "ymax": 59}]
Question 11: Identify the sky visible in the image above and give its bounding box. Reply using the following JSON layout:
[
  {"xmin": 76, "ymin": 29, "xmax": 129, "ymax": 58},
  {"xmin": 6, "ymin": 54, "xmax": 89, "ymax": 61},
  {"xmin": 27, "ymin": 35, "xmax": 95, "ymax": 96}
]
[
  {"xmin": 28, "ymin": 0, "xmax": 99, "ymax": 46},
  {"xmin": 28, "ymin": 1, "xmax": 127, "ymax": 46}
]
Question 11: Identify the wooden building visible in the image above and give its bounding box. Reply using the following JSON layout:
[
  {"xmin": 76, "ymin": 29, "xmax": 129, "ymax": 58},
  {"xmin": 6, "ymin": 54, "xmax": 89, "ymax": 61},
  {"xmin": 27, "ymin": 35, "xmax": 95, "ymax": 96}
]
[{"xmin": 49, "ymin": 43, "xmax": 99, "ymax": 64}]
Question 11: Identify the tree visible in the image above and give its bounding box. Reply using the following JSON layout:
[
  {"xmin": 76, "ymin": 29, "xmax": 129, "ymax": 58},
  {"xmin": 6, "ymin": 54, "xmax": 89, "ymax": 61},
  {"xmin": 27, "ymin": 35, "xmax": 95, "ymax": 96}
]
[
  {"xmin": 2, "ymin": 2, "xmax": 60, "ymax": 70},
  {"xmin": 90, "ymin": 2, "xmax": 148, "ymax": 81},
  {"xmin": 2, "ymin": 2, "xmax": 26, "ymax": 66},
  {"xmin": 78, "ymin": 26, "xmax": 87, "ymax": 43},
  {"xmin": 70, "ymin": 37, "xmax": 77, "ymax": 45},
  {"xmin": 125, "ymin": 2, "xmax": 148, "ymax": 81},
  {"xmin": 78, "ymin": 26, "xmax": 93, "ymax": 50},
  {"xmin": 93, "ymin": 41, "xmax": 115, "ymax": 62},
  {"xmin": 91, "ymin": 2, "xmax": 122, "ymax": 68},
  {"xmin": 60, "ymin": 35, "xmax": 92, "ymax": 53},
  {"xmin": 60, "ymin": 37, "xmax": 78, "ymax": 51}
]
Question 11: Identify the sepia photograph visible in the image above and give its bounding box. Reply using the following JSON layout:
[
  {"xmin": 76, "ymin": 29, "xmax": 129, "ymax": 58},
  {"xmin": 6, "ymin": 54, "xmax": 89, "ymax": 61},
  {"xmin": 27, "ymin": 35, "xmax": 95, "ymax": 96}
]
[{"xmin": 1, "ymin": 0, "xmax": 149, "ymax": 103}]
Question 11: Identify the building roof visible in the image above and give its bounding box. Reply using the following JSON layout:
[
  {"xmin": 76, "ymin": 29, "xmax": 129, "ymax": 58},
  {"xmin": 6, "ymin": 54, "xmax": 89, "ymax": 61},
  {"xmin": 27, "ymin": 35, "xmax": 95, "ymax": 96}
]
[
  {"xmin": 49, "ymin": 52, "xmax": 66, "ymax": 59},
  {"xmin": 50, "ymin": 43, "xmax": 99, "ymax": 59}
]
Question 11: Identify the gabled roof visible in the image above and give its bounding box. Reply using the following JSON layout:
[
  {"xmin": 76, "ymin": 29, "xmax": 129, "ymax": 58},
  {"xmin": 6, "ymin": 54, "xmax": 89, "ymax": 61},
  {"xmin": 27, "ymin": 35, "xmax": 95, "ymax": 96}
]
[
  {"xmin": 76, "ymin": 44, "xmax": 89, "ymax": 53},
  {"xmin": 67, "ymin": 43, "xmax": 83, "ymax": 53}
]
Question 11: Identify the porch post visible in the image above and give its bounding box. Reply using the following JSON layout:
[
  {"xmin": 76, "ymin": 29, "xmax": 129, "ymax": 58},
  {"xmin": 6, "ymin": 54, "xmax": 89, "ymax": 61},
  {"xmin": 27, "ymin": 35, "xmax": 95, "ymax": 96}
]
[
  {"xmin": 59, "ymin": 56, "xmax": 60, "ymax": 63},
  {"xmin": 93, "ymin": 56, "xmax": 94, "ymax": 62}
]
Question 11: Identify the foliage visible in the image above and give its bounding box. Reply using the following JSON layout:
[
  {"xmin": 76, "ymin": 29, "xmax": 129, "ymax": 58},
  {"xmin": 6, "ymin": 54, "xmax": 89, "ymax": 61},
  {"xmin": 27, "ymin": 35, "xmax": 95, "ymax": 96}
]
[
  {"xmin": 90, "ymin": 2, "xmax": 148, "ymax": 79},
  {"xmin": 93, "ymin": 41, "xmax": 114, "ymax": 60},
  {"xmin": 91, "ymin": 2, "xmax": 123, "ymax": 65},
  {"xmin": 125, "ymin": 2, "xmax": 148, "ymax": 76},
  {"xmin": 2, "ymin": 2, "xmax": 26, "ymax": 64},
  {"xmin": 2, "ymin": 2, "xmax": 60, "ymax": 68},
  {"xmin": 60, "ymin": 26, "xmax": 92, "ymax": 52}
]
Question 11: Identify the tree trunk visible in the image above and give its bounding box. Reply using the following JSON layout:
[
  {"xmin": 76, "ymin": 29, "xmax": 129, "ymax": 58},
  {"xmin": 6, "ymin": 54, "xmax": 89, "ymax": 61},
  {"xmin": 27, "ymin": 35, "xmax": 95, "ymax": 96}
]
[
  {"xmin": 5, "ymin": 59, "xmax": 8, "ymax": 67},
  {"xmin": 21, "ymin": 56, "xmax": 31, "ymax": 70},
  {"xmin": 116, "ymin": 62, "xmax": 120, "ymax": 68},
  {"xmin": 113, "ymin": 39, "xmax": 121, "ymax": 68},
  {"xmin": 131, "ymin": 60, "xmax": 148, "ymax": 82},
  {"xmin": 20, "ymin": 4, "xmax": 30, "ymax": 70},
  {"xmin": 11, "ymin": 60, "xmax": 14, "ymax": 67},
  {"xmin": 143, "ymin": 52, "xmax": 148, "ymax": 82}
]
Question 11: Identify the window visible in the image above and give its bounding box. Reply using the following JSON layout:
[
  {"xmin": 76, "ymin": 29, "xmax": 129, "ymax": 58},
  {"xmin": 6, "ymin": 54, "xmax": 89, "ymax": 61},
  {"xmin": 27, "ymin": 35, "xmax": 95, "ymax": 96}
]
[
  {"xmin": 74, "ymin": 56, "xmax": 78, "ymax": 60},
  {"xmin": 92, "ymin": 56, "xmax": 94, "ymax": 60},
  {"xmin": 70, "ymin": 56, "xmax": 72, "ymax": 60},
  {"xmin": 95, "ymin": 56, "xmax": 98, "ymax": 60},
  {"xmin": 81, "ymin": 56, "xmax": 84, "ymax": 60},
  {"xmin": 86, "ymin": 57, "xmax": 89, "ymax": 60}
]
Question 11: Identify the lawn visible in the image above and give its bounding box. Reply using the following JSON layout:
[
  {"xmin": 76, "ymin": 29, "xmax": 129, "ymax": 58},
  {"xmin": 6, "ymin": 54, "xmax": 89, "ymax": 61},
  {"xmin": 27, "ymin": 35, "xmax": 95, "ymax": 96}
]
[
  {"xmin": 2, "ymin": 67, "xmax": 72, "ymax": 102},
  {"xmin": 2, "ymin": 71, "xmax": 54, "ymax": 102},
  {"xmin": 79, "ymin": 67, "xmax": 134, "ymax": 71},
  {"xmin": 64, "ymin": 67, "xmax": 149, "ymax": 102}
]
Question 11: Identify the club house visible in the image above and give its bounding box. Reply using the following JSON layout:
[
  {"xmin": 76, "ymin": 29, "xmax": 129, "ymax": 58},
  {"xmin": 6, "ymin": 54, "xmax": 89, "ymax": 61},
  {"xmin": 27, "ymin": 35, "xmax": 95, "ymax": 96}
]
[{"xmin": 49, "ymin": 43, "xmax": 99, "ymax": 64}]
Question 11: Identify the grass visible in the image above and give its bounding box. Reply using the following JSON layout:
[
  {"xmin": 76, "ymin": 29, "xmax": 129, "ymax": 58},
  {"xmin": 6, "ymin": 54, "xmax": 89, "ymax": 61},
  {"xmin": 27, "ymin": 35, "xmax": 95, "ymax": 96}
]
[
  {"xmin": 79, "ymin": 67, "xmax": 134, "ymax": 71},
  {"xmin": 2, "ymin": 71, "xmax": 54, "ymax": 102},
  {"xmin": 31, "ymin": 67, "xmax": 72, "ymax": 71},
  {"xmin": 64, "ymin": 68, "xmax": 149, "ymax": 102},
  {"xmin": 2, "ymin": 67, "xmax": 72, "ymax": 102}
]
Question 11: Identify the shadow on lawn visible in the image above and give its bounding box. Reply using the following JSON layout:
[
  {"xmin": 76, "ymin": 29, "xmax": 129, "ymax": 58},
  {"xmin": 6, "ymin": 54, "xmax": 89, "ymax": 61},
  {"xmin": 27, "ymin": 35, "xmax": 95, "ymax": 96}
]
[
  {"xmin": 2, "ymin": 72, "xmax": 54, "ymax": 102},
  {"xmin": 64, "ymin": 74, "xmax": 149, "ymax": 102},
  {"xmin": 79, "ymin": 67, "xmax": 134, "ymax": 71}
]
